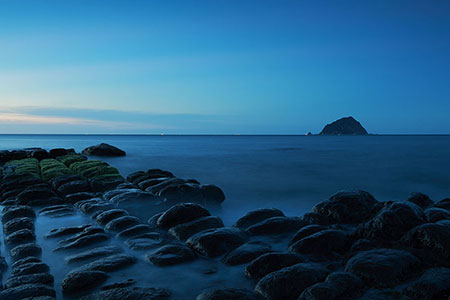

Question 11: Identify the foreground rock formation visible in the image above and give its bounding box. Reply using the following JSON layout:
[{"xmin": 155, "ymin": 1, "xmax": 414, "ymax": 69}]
[
  {"xmin": 0, "ymin": 147, "xmax": 449, "ymax": 299},
  {"xmin": 320, "ymin": 116, "xmax": 368, "ymax": 135}
]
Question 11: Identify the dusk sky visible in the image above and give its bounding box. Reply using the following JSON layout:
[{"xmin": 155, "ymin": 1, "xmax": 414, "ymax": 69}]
[{"xmin": 1, "ymin": 0, "xmax": 449, "ymax": 134}]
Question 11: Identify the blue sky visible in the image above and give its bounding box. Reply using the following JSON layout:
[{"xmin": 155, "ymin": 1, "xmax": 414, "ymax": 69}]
[{"xmin": 0, "ymin": 0, "xmax": 449, "ymax": 134}]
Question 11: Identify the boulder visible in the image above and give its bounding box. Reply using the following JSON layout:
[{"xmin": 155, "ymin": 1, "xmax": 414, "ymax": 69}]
[
  {"xmin": 65, "ymin": 246, "xmax": 123, "ymax": 264},
  {"xmin": 5, "ymin": 273, "xmax": 54, "ymax": 289},
  {"xmin": 435, "ymin": 198, "xmax": 450, "ymax": 211},
  {"xmin": 245, "ymin": 217, "xmax": 304, "ymax": 235},
  {"xmin": 301, "ymin": 212, "xmax": 330, "ymax": 226},
  {"xmin": 145, "ymin": 244, "xmax": 196, "ymax": 266},
  {"xmin": 408, "ymin": 192, "xmax": 434, "ymax": 209},
  {"xmin": 0, "ymin": 284, "xmax": 55, "ymax": 300},
  {"xmin": 45, "ymin": 224, "xmax": 91, "ymax": 238},
  {"xmin": 222, "ymin": 241, "xmax": 272, "ymax": 266},
  {"xmin": 12, "ymin": 257, "xmax": 41, "ymax": 269},
  {"xmin": 233, "ymin": 208, "xmax": 285, "ymax": 230},
  {"xmin": 345, "ymin": 248, "xmax": 421, "ymax": 288},
  {"xmin": 197, "ymin": 288, "xmax": 262, "ymax": 300},
  {"xmin": 58, "ymin": 180, "xmax": 91, "ymax": 195},
  {"xmin": 157, "ymin": 203, "xmax": 211, "ymax": 229},
  {"xmin": 3, "ymin": 217, "xmax": 35, "ymax": 235},
  {"xmin": 96, "ymin": 209, "xmax": 129, "ymax": 226},
  {"xmin": 5, "ymin": 229, "xmax": 36, "ymax": 246},
  {"xmin": 11, "ymin": 262, "xmax": 49, "ymax": 277},
  {"xmin": 2, "ymin": 206, "xmax": 36, "ymax": 223},
  {"xmin": 105, "ymin": 216, "xmax": 141, "ymax": 232},
  {"xmin": 116, "ymin": 224, "xmax": 152, "ymax": 239},
  {"xmin": 10, "ymin": 243, "xmax": 42, "ymax": 261},
  {"xmin": 424, "ymin": 207, "xmax": 450, "ymax": 223},
  {"xmin": 80, "ymin": 287, "xmax": 171, "ymax": 300},
  {"xmin": 289, "ymin": 229, "xmax": 350, "ymax": 259},
  {"xmin": 168, "ymin": 216, "xmax": 224, "ymax": 241},
  {"xmin": 312, "ymin": 190, "xmax": 378, "ymax": 224},
  {"xmin": 125, "ymin": 234, "xmax": 164, "ymax": 251},
  {"xmin": 82, "ymin": 143, "xmax": 126, "ymax": 156},
  {"xmin": 245, "ymin": 252, "xmax": 302, "ymax": 280},
  {"xmin": 62, "ymin": 270, "xmax": 108, "ymax": 294},
  {"xmin": 72, "ymin": 254, "xmax": 136, "ymax": 273},
  {"xmin": 255, "ymin": 263, "xmax": 329, "ymax": 300},
  {"xmin": 402, "ymin": 267, "xmax": 450, "ymax": 300},
  {"xmin": 54, "ymin": 233, "xmax": 109, "ymax": 251},
  {"xmin": 186, "ymin": 227, "xmax": 248, "ymax": 257},
  {"xmin": 290, "ymin": 225, "xmax": 326, "ymax": 245}
]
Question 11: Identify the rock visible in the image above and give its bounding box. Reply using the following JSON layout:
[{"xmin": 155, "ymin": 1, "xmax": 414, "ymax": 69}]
[
  {"xmin": 3, "ymin": 217, "xmax": 35, "ymax": 235},
  {"xmin": 435, "ymin": 198, "xmax": 450, "ymax": 211},
  {"xmin": 66, "ymin": 192, "xmax": 99, "ymax": 204},
  {"xmin": 157, "ymin": 203, "xmax": 211, "ymax": 229},
  {"xmin": 200, "ymin": 184, "xmax": 226, "ymax": 205},
  {"xmin": 298, "ymin": 271, "xmax": 364, "ymax": 300},
  {"xmin": 222, "ymin": 241, "xmax": 272, "ymax": 265},
  {"xmin": 312, "ymin": 190, "xmax": 378, "ymax": 224},
  {"xmin": 186, "ymin": 227, "xmax": 248, "ymax": 258},
  {"xmin": 197, "ymin": 288, "xmax": 262, "ymax": 300},
  {"xmin": 58, "ymin": 226, "xmax": 105, "ymax": 245},
  {"xmin": 10, "ymin": 243, "xmax": 42, "ymax": 261},
  {"xmin": 2, "ymin": 206, "xmax": 36, "ymax": 223},
  {"xmin": 344, "ymin": 248, "xmax": 421, "ymax": 288},
  {"xmin": 11, "ymin": 262, "xmax": 49, "ymax": 276},
  {"xmin": 402, "ymin": 267, "xmax": 450, "ymax": 300},
  {"xmin": 0, "ymin": 284, "xmax": 56, "ymax": 300},
  {"xmin": 49, "ymin": 174, "xmax": 83, "ymax": 189},
  {"xmin": 168, "ymin": 216, "xmax": 224, "ymax": 241},
  {"xmin": 245, "ymin": 217, "xmax": 304, "ymax": 235},
  {"xmin": 105, "ymin": 216, "xmax": 141, "ymax": 232},
  {"xmin": 255, "ymin": 263, "xmax": 329, "ymax": 300},
  {"xmin": 11, "ymin": 256, "xmax": 40, "ymax": 269},
  {"xmin": 45, "ymin": 224, "xmax": 91, "ymax": 238},
  {"xmin": 301, "ymin": 212, "xmax": 330, "ymax": 226},
  {"xmin": 357, "ymin": 289, "xmax": 404, "ymax": 300},
  {"xmin": 116, "ymin": 224, "xmax": 152, "ymax": 239},
  {"xmin": 80, "ymin": 201, "xmax": 114, "ymax": 215},
  {"xmin": 58, "ymin": 180, "xmax": 91, "ymax": 195},
  {"xmin": 72, "ymin": 254, "xmax": 136, "ymax": 273},
  {"xmin": 289, "ymin": 229, "xmax": 350, "ymax": 259},
  {"xmin": 62, "ymin": 270, "xmax": 108, "ymax": 294},
  {"xmin": 125, "ymin": 234, "xmax": 164, "ymax": 251},
  {"xmin": 424, "ymin": 207, "xmax": 450, "ymax": 222},
  {"xmin": 101, "ymin": 279, "xmax": 136, "ymax": 290},
  {"xmin": 348, "ymin": 238, "xmax": 378, "ymax": 255},
  {"xmin": 0, "ymin": 256, "xmax": 7, "ymax": 271},
  {"xmin": 82, "ymin": 143, "xmax": 126, "ymax": 156},
  {"xmin": 5, "ymin": 273, "xmax": 54, "ymax": 289},
  {"xmin": 319, "ymin": 116, "xmax": 368, "ymax": 135},
  {"xmin": 145, "ymin": 244, "xmax": 196, "ymax": 266},
  {"xmin": 109, "ymin": 191, "xmax": 165, "ymax": 220},
  {"xmin": 54, "ymin": 233, "xmax": 109, "ymax": 251},
  {"xmin": 16, "ymin": 185, "xmax": 59, "ymax": 205},
  {"xmin": 80, "ymin": 287, "xmax": 171, "ymax": 300},
  {"xmin": 5, "ymin": 229, "xmax": 36, "ymax": 246},
  {"xmin": 138, "ymin": 177, "xmax": 172, "ymax": 190},
  {"xmin": 103, "ymin": 189, "xmax": 142, "ymax": 201},
  {"xmin": 49, "ymin": 148, "xmax": 74, "ymax": 158},
  {"xmin": 290, "ymin": 225, "xmax": 327, "ymax": 245},
  {"xmin": 401, "ymin": 220, "xmax": 450, "ymax": 265},
  {"xmin": 65, "ymin": 245, "xmax": 123, "ymax": 264},
  {"xmin": 96, "ymin": 209, "xmax": 129, "ymax": 226},
  {"xmin": 31, "ymin": 149, "xmax": 49, "ymax": 161},
  {"xmin": 234, "ymin": 208, "xmax": 285, "ymax": 230},
  {"xmin": 408, "ymin": 192, "xmax": 434, "ymax": 209},
  {"xmin": 245, "ymin": 252, "xmax": 303, "ymax": 280},
  {"xmin": 148, "ymin": 212, "xmax": 164, "ymax": 228}
]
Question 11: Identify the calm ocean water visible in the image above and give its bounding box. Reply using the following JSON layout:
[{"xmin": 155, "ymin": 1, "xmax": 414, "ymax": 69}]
[{"xmin": 1, "ymin": 134, "xmax": 450, "ymax": 224}]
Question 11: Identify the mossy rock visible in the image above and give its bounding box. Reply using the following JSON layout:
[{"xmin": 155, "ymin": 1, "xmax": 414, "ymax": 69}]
[
  {"xmin": 5, "ymin": 158, "xmax": 41, "ymax": 177},
  {"xmin": 81, "ymin": 166, "xmax": 120, "ymax": 178},
  {"xmin": 58, "ymin": 154, "xmax": 87, "ymax": 167},
  {"xmin": 70, "ymin": 160, "xmax": 108, "ymax": 173},
  {"xmin": 91, "ymin": 173, "xmax": 124, "ymax": 182}
]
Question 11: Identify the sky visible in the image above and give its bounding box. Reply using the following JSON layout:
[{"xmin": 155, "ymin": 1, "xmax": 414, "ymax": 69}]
[{"xmin": 0, "ymin": 0, "xmax": 449, "ymax": 134}]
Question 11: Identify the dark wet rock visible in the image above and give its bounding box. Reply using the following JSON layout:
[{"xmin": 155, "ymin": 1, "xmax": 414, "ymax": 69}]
[
  {"xmin": 197, "ymin": 288, "xmax": 262, "ymax": 300},
  {"xmin": 103, "ymin": 188, "xmax": 142, "ymax": 201},
  {"xmin": 80, "ymin": 287, "xmax": 171, "ymax": 300},
  {"xmin": 145, "ymin": 177, "xmax": 186, "ymax": 193},
  {"xmin": 49, "ymin": 174, "xmax": 83, "ymax": 190},
  {"xmin": 245, "ymin": 217, "xmax": 304, "ymax": 235},
  {"xmin": 200, "ymin": 184, "xmax": 226, "ymax": 205},
  {"xmin": 0, "ymin": 283, "xmax": 56, "ymax": 300},
  {"xmin": 289, "ymin": 229, "xmax": 350, "ymax": 258},
  {"xmin": 357, "ymin": 201, "xmax": 424, "ymax": 240},
  {"xmin": 66, "ymin": 192, "xmax": 99, "ymax": 204},
  {"xmin": 186, "ymin": 227, "xmax": 248, "ymax": 257},
  {"xmin": 79, "ymin": 201, "xmax": 114, "ymax": 215},
  {"xmin": 401, "ymin": 220, "xmax": 450, "ymax": 265},
  {"xmin": 10, "ymin": 243, "xmax": 42, "ymax": 261},
  {"xmin": 435, "ymin": 198, "xmax": 450, "ymax": 211},
  {"xmin": 116, "ymin": 224, "xmax": 152, "ymax": 239},
  {"xmin": 402, "ymin": 267, "xmax": 450, "ymax": 300},
  {"xmin": 109, "ymin": 191, "xmax": 165, "ymax": 220},
  {"xmin": 424, "ymin": 207, "xmax": 450, "ymax": 222},
  {"xmin": 5, "ymin": 273, "xmax": 54, "ymax": 289},
  {"xmin": 312, "ymin": 190, "xmax": 378, "ymax": 224},
  {"xmin": 145, "ymin": 244, "xmax": 196, "ymax": 266},
  {"xmin": 54, "ymin": 233, "xmax": 108, "ymax": 251},
  {"xmin": 5, "ymin": 229, "xmax": 36, "ymax": 246},
  {"xmin": 39, "ymin": 204, "xmax": 73, "ymax": 214},
  {"xmin": 255, "ymin": 263, "xmax": 329, "ymax": 300},
  {"xmin": 45, "ymin": 224, "xmax": 91, "ymax": 238},
  {"xmin": 168, "ymin": 216, "xmax": 224, "ymax": 241},
  {"xmin": 31, "ymin": 148, "xmax": 49, "ymax": 160},
  {"xmin": 105, "ymin": 216, "xmax": 141, "ymax": 232},
  {"xmin": 345, "ymin": 248, "xmax": 421, "ymax": 288},
  {"xmin": 11, "ymin": 256, "xmax": 41, "ymax": 269},
  {"xmin": 408, "ymin": 192, "xmax": 434, "ymax": 209},
  {"xmin": 349, "ymin": 238, "xmax": 378, "ymax": 255},
  {"xmin": 91, "ymin": 177, "xmax": 125, "ymax": 193},
  {"xmin": 101, "ymin": 279, "xmax": 136, "ymax": 290},
  {"xmin": 73, "ymin": 254, "xmax": 136, "ymax": 273},
  {"xmin": 39, "ymin": 205, "xmax": 74, "ymax": 217},
  {"xmin": 62, "ymin": 270, "xmax": 108, "ymax": 294},
  {"xmin": 234, "ymin": 208, "xmax": 285, "ymax": 230},
  {"xmin": 65, "ymin": 245, "xmax": 123, "ymax": 264},
  {"xmin": 358, "ymin": 289, "xmax": 404, "ymax": 300},
  {"xmin": 301, "ymin": 212, "xmax": 330, "ymax": 226},
  {"xmin": 3, "ymin": 217, "xmax": 35, "ymax": 235},
  {"xmin": 58, "ymin": 180, "xmax": 91, "ymax": 195},
  {"xmin": 49, "ymin": 147, "xmax": 74, "ymax": 158},
  {"xmin": 0, "ymin": 256, "xmax": 7, "ymax": 271},
  {"xmin": 58, "ymin": 226, "xmax": 105, "ymax": 245},
  {"xmin": 290, "ymin": 225, "xmax": 327, "ymax": 245},
  {"xmin": 11, "ymin": 262, "xmax": 49, "ymax": 276},
  {"xmin": 157, "ymin": 203, "xmax": 211, "ymax": 229},
  {"xmin": 16, "ymin": 185, "xmax": 59, "ymax": 205},
  {"xmin": 138, "ymin": 177, "xmax": 172, "ymax": 190},
  {"xmin": 148, "ymin": 212, "xmax": 164, "ymax": 228},
  {"xmin": 320, "ymin": 116, "xmax": 368, "ymax": 135},
  {"xmin": 96, "ymin": 209, "xmax": 129, "ymax": 226},
  {"xmin": 245, "ymin": 253, "xmax": 302, "ymax": 280},
  {"xmin": 2, "ymin": 206, "xmax": 36, "ymax": 223},
  {"xmin": 82, "ymin": 143, "xmax": 126, "ymax": 156},
  {"xmin": 298, "ymin": 271, "xmax": 364, "ymax": 300},
  {"xmin": 125, "ymin": 234, "xmax": 164, "ymax": 251},
  {"xmin": 222, "ymin": 241, "xmax": 272, "ymax": 266}
]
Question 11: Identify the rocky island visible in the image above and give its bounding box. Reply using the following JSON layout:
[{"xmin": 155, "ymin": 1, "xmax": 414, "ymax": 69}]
[
  {"xmin": 320, "ymin": 116, "xmax": 368, "ymax": 135},
  {"xmin": 0, "ymin": 145, "xmax": 449, "ymax": 300}
]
